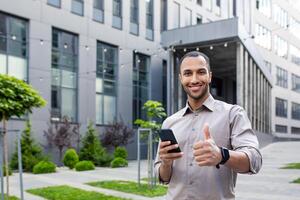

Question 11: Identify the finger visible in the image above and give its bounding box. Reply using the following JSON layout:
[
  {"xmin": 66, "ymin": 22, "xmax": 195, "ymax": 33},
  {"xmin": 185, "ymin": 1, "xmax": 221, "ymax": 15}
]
[
  {"xmin": 161, "ymin": 152, "xmax": 183, "ymax": 160},
  {"xmin": 160, "ymin": 144, "xmax": 179, "ymax": 154},
  {"xmin": 193, "ymin": 140, "xmax": 204, "ymax": 149},
  {"xmin": 203, "ymin": 123, "xmax": 211, "ymax": 140},
  {"xmin": 193, "ymin": 147, "xmax": 212, "ymax": 157},
  {"xmin": 196, "ymin": 160, "xmax": 211, "ymax": 166},
  {"xmin": 160, "ymin": 141, "xmax": 171, "ymax": 148},
  {"xmin": 194, "ymin": 154, "xmax": 212, "ymax": 162}
]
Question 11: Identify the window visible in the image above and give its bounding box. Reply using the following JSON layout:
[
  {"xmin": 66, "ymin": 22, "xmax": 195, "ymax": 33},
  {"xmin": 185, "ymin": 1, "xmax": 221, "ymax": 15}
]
[
  {"xmin": 146, "ymin": 0, "xmax": 154, "ymax": 40},
  {"xmin": 291, "ymin": 127, "xmax": 300, "ymax": 134},
  {"xmin": 215, "ymin": 0, "xmax": 221, "ymax": 15},
  {"xmin": 274, "ymin": 35, "xmax": 288, "ymax": 58},
  {"xmin": 255, "ymin": 24, "xmax": 271, "ymax": 50},
  {"xmin": 93, "ymin": 0, "xmax": 104, "ymax": 23},
  {"xmin": 275, "ymin": 98, "xmax": 287, "ymax": 118},
  {"xmin": 292, "ymin": 74, "xmax": 300, "ymax": 93},
  {"xmin": 196, "ymin": 15, "xmax": 202, "ymax": 24},
  {"xmin": 273, "ymin": 4, "xmax": 288, "ymax": 28},
  {"xmin": 71, "ymin": 0, "xmax": 84, "ymax": 16},
  {"xmin": 173, "ymin": 2, "xmax": 180, "ymax": 29},
  {"xmin": 205, "ymin": 0, "xmax": 212, "ymax": 11},
  {"xmin": 47, "ymin": 0, "xmax": 61, "ymax": 7},
  {"xmin": 276, "ymin": 66, "xmax": 288, "ymax": 88},
  {"xmin": 112, "ymin": 0, "xmax": 122, "ymax": 29},
  {"xmin": 290, "ymin": 45, "xmax": 300, "ymax": 66},
  {"xmin": 160, "ymin": 0, "xmax": 168, "ymax": 32},
  {"xmin": 289, "ymin": 17, "xmax": 300, "ymax": 40},
  {"xmin": 256, "ymin": 0, "xmax": 271, "ymax": 18},
  {"xmin": 185, "ymin": 8, "xmax": 192, "ymax": 27},
  {"xmin": 130, "ymin": 0, "xmax": 139, "ymax": 35},
  {"xmin": 96, "ymin": 42, "xmax": 118, "ymax": 124},
  {"xmin": 275, "ymin": 125, "xmax": 287, "ymax": 133},
  {"xmin": 51, "ymin": 28, "xmax": 78, "ymax": 122},
  {"xmin": 133, "ymin": 53, "xmax": 150, "ymax": 124},
  {"xmin": 264, "ymin": 60, "xmax": 271, "ymax": 73},
  {"xmin": 292, "ymin": 102, "xmax": 300, "ymax": 120},
  {"xmin": 0, "ymin": 13, "xmax": 28, "ymax": 81}
]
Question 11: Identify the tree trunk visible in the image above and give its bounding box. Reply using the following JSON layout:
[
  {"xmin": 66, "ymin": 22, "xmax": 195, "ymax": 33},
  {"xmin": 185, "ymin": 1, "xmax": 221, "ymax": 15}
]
[{"xmin": 3, "ymin": 119, "xmax": 9, "ymax": 199}]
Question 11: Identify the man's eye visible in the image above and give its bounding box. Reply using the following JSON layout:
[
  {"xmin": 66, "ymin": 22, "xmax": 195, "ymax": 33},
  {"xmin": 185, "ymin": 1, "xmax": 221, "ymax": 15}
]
[{"xmin": 184, "ymin": 72, "xmax": 192, "ymax": 76}]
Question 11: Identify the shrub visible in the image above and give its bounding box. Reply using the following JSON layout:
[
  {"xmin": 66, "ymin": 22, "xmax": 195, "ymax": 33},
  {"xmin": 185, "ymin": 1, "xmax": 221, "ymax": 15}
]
[
  {"xmin": 3, "ymin": 166, "xmax": 12, "ymax": 176},
  {"xmin": 113, "ymin": 147, "xmax": 128, "ymax": 160},
  {"xmin": 63, "ymin": 148, "xmax": 79, "ymax": 169},
  {"xmin": 110, "ymin": 157, "xmax": 128, "ymax": 168},
  {"xmin": 98, "ymin": 153, "xmax": 114, "ymax": 167},
  {"xmin": 75, "ymin": 161, "xmax": 95, "ymax": 171},
  {"xmin": 33, "ymin": 161, "xmax": 56, "ymax": 174}
]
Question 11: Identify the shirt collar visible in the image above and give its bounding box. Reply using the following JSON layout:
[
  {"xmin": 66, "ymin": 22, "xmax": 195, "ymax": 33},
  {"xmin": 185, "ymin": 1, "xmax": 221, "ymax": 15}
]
[{"xmin": 182, "ymin": 94, "xmax": 215, "ymax": 116}]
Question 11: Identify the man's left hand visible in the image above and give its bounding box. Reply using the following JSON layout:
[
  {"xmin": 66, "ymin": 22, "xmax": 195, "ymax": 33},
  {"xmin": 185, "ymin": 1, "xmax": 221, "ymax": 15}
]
[{"xmin": 193, "ymin": 123, "xmax": 222, "ymax": 166}]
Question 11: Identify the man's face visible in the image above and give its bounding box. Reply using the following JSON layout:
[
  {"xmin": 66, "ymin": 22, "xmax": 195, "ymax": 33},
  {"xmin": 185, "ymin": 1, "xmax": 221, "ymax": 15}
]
[{"xmin": 179, "ymin": 56, "xmax": 212, "ymax": 101}]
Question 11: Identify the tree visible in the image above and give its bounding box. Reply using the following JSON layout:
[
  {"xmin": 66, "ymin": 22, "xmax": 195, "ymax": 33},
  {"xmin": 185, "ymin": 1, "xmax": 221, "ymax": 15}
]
[
  {"xmin": 44, "ymin": 116, "xmax": 80, "ymax": 164},
  {"xmin": 10, "ymin": 121, "xmax": 44, "ymax": 172},
  {"xmin": 0, "ymin": 74, "xmax": 46, "ymax": 197},
  {"xmin": 101, "ymin": 119, "xmax": 134, "ymax": 149}
]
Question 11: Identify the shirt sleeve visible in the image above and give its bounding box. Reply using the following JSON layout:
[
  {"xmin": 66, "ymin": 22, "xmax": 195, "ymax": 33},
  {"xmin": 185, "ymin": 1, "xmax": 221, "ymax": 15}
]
[{"xmin": 229, "ymin": 105, "xmax": 262, "ymax": 174}]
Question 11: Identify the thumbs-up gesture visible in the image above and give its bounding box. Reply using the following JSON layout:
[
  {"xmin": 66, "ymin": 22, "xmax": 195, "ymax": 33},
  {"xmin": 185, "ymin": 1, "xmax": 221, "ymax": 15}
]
[{"xmin": 193, "ymin": 123, "xmax": 222, "ymax": 167}]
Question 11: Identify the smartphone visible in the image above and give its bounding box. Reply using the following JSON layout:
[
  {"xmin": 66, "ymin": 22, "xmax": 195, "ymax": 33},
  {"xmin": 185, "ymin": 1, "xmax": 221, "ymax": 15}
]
[{"xmin": 158, "ymin": 129, "xmax": 181, "ymax": 153}]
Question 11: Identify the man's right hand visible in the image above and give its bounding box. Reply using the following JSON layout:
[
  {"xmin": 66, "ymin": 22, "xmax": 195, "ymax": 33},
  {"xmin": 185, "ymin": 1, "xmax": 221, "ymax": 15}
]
[{"xmin": 159, "ymin": 141, "xmax": 183, "ymax": 166}]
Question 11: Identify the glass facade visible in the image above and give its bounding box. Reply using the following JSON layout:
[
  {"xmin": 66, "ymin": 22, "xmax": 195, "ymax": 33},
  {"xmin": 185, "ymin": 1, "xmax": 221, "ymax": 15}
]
[
  {"xmin": 93, "ymin": 0, "xmax": 104, "ymax": 23},
  {"xmin": 256, "ymin": 0, "xmax": 271, "ymax": 18},
  {"xmin": 276, "ymin": 66, "xmax": 288, "ymax": 88},
  {"xmin": 292, "ymin": 73, "xmax": 300, "ymax": 93},
  {"xmin": 289, "ymin": 17, "xmax": 300, "ymax": 40},
  {"xmin": 292, "ymin": 102, "xmax": 300, "ymax": 120},
  {"xmin": 255, "ymin": 24, "xmax": 271, "ymax": 50},
  {"xmin": 274, "ymin": 35, "xmax": 288, "ymax": 58},
  {"xmin": 130, "ymin": 0, "xmax": 139, "ymax": 35},
  {"xmin": 185, "ymin": 8, "xmax": 192, "ymax": 27},
  {"xmin": 290, "ymin": 45, "xmax": 300, "ymax": 66},
  {"xmin": 275, "ymin": 124, "xmax": 287, "ymax": 133},
  {"xmin": 71, "ymin": 0, "xmax": 84, "ymax": 16},
  {"xmin": 133, "ymin": 52, "xmax": 150, "ymax": 123},
  {"xmin": 275, "ymin": 98, "xmax": 287, "ymax": 118},
  {"xmin": 112, "ymin": 0, "xmax": 122, "ymax": 29},
  {"xmin": 96, "ymin": 42, "xmax": 118, "ymax": 125},
  {"xmin": 173, "ymin": 2, "xmax": 180, "ymax": 29},
  {"xmin": 273, "ymin": 4, "xmax": 288, "ymax": 28},
  {"xmin": 160, "ymin": 0, "xmax": 168, "ymax": 32},
  {"xmin": 47, "ymin": 0, "xmax": 61, "ymax": 7},
  {"xmin": 146, "ymin": 0, "xmax": 154, "ymax": 40},
  {"xmin": 51, "ymin": 28, "xmax": 78, "ymax": 122},
  {"xmin": 0, "ymin": 12, "xmax": 28, "ymax": 81}
]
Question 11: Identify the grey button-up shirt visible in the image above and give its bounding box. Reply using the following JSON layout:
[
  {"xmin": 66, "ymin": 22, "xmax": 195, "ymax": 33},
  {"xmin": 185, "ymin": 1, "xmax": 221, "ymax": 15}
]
[{"xmin": 154, "ymin": 95, "xmax": 262, "ymax": 200}]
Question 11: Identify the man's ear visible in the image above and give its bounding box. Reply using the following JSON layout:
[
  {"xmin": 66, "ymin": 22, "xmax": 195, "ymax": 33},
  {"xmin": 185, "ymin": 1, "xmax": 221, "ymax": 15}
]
[
  {"xmin": 179, "ymin": 73, "xmax": 182, "ymax": 82},
  {"xmin": 208, "ymin": 71, "xmax": 212, "ymax": 83}
]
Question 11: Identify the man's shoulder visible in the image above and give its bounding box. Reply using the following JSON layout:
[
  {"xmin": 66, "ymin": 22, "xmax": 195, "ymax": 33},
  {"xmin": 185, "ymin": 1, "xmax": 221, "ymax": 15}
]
[
  {"xmin": 214, "ymin": 99, "xmax": 244, "ymax": 113},
  {"xmin": 162, "ymin": 107, "xmax": 186, "ymax": 128}
]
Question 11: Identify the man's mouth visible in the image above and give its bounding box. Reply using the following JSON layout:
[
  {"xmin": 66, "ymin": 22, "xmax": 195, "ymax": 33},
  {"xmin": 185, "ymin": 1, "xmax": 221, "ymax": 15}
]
[{"xmin": 188, "ymin": 85, "xmax": 203, "ymax": 92}]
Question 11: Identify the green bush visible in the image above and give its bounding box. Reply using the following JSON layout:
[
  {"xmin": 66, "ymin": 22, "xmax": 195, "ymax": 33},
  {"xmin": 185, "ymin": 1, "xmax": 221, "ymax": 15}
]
[
  {"xmin": 63, "ymin": 149, "xmax": 79, "ymax": 169},
  {"xmin": 3, "ymin": 166, "xmax": 12, "ymax": 176},
  {"xmin": 113, "ymin": 147, "xmax": 128, "ymax": 159},
  {"xmin": 98, "ymin": 153, "xmax": 114, "ymax": 167},
  {"xmin": 33, "ymin": 161, "xmax": 56, "ymax": 174},
  {"xmin": 75, "ymin": 161, "xmax": 95, "ymax": 171},
  {"xmin": 110, "ymin": 157, "xmax": 128, "ymax": 168}
]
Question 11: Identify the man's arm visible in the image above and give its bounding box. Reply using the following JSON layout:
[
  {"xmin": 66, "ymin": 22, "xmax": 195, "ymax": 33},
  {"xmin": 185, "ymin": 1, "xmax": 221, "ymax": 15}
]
[{"xmin": 226, "ymin": 151, "xmax": 250, "ymax": 173}]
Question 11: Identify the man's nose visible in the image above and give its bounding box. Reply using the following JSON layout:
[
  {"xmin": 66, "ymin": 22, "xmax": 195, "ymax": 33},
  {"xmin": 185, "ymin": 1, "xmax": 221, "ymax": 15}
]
[{"xmin": 191, "ymin": 73, "xmax": 199, "ymax": 83}]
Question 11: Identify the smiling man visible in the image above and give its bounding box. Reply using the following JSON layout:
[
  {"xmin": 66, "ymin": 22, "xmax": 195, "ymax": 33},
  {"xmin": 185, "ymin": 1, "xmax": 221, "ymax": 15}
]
[{"xmin": 154, "ymin": 51, "xmax": 262, "ymax": 200}]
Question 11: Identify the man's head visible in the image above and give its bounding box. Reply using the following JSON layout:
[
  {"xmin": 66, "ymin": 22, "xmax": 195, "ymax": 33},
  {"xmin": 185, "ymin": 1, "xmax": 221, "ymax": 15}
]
[{"xmin": 179, "ymin": 51, "xmax": 212, "ymax": 101}]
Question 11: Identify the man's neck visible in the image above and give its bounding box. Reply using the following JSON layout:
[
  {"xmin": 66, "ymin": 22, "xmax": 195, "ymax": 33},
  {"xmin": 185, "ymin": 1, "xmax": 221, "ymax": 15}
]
[{"xmin": 188, "ymin": 93, "xmax": 210, "ymax": 111}]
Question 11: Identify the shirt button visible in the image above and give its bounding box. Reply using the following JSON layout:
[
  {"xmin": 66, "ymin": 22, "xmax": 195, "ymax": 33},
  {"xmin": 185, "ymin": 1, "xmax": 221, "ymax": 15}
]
[
  {"xmin": 192, "ymin": 128, "xmax": 195, "ymax": 131},
  {"xmin": 190, "ymin": 181, "xmax": 193, "ymax": 185},
  {"xmin": 189, "ymin": 163, "xmax": 193, "ymax": 166}
]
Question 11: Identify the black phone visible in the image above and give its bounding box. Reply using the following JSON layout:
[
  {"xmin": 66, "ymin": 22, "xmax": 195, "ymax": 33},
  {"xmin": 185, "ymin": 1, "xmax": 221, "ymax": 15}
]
[{"xmin": 158, "ymin": 129, "xmax": 181, "ymax": 153}]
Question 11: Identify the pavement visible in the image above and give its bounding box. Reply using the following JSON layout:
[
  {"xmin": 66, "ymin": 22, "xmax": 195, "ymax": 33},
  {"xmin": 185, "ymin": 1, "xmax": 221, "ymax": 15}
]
[{"xmin": 3, "ymin": 141, "xmax": 300, "ymax": 200}]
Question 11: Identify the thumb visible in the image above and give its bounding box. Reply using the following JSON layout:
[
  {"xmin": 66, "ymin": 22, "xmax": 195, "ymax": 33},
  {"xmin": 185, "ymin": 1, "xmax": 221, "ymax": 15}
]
[{"xmin": 203, "ymin": 123, "xmax": 211, "ymax": 140}]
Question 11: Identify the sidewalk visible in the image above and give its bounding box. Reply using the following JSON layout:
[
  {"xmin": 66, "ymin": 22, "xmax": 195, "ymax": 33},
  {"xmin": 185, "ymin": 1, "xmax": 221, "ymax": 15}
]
[{"xmin": 5, "ymin": 141, "xmax": 300, "ymax": 200}]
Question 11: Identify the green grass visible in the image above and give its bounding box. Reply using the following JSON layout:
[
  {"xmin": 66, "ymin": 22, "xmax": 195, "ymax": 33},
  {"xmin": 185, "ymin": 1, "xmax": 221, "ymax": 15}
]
[
  {"xmin": 281, "ymin": 163, "xmax": 300, "ymax": 169},
  {"xmin": 27, "ymin": 185, "xmax": 129, "ymax": 200},
  {"xmin": 87, "ymin": 180, "xmax": 167, "ymax": 197},
  {"xmin": 141, "ymin": 177, "xmax": 159, "ymax": 182},
  {"xmin": 3, "ymin": 194, "xmax": 19, "ymax": 200},
  {"xmin": 292, "ymin": 178, "xmax": 300, "ymax": 184}
]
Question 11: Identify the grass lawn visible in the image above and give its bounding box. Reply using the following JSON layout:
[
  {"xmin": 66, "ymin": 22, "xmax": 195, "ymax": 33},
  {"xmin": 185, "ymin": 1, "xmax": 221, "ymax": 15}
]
[
  {"xmin": 87, "ymin": 180, "xmax": 167, "ymax": 197},
  {"xmin": 292, "ymin": 178, "xmax": 300, "ymax": 184},
  {"xmin": 281, "ymin": 163, "xmax": 300, "ymax": 169},
  {"xmin": 4, "ymin": 195, "xmax": 19, "ymax": 200},
  {"xmin": 141, "ymin": 177, "xmax": 159, "ymax": 182},
  {"xmin": 27, "ymin": 185, "xmax": 129, "ymax": 200}
]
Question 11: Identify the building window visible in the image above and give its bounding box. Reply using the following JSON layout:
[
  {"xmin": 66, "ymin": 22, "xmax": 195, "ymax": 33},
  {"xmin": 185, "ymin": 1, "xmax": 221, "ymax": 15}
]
[
  {"xmin": 173, "ymin": 2, "xmax": 180, "ymax": 29},
  {"xmin": 274, "ymin": 35, "xmax": 288, "ymax": 59},
  {"xmin": 93, "ymin": 0, "xmax": 104, "ymax": 23},
  {"xmin": 146, "ymin": 0, "xmax": 154, "ymax": 40},
  {"xmin": 130, "ymin": 0, "xmax": 139, "ymax": 35},
  {"xmin": 264, "ymin": 60, "xmax": 271, "ymax": 73},
  {"xmin": 290, "ymin": 45, "xmax": 300, "ymax": 66},
  {"xmin": 96, "ymin": 42, "xmax": 118, "ymax": 125},
  {"xmin": 276, "ymin": 66, "xmax": 288, "ymax": 88},
  {"xmin": 112, "ymin": 0, "xmax": 122, "ymax": 29},
  {"xmin": 205, "ymin": 0, "xmax": 212, "ymax": 11},
  {"xmin": 0, "ymin": 13, "xmax": 28, "ymax": 81},
  {"xmin": 275, "ymin": 98, "xmax": 287, "ymax": 118},
  {"xmin": 292, "ymin": 102, "xmax": 300, "ymax": 120},
  {"xmin": 215, "ymin": 0, "xmax": 221, "ymax": 15},
  {"xmin": 47, "ymin": 0, "xmax": 61, "ymax": 7},
  {"xmin": 292, "ymin": 74, "xmax": 300, "ymax": 93},
  {"xmin": 291, "ymin": 127, "xmax": 300, "ymax": 134},
  {"xmin": 71, "ymin": 0, "xmax": 84, "ymax": 16},
  {"xmin": 255, "ymin": 24, "xmax": 271, "ymax": 50},
  {"xmin": 275, "ymin": 124, "xmax": 287, "ymax": 133},
  {"xmin": 256, "ymin": 0, "xmax": 271, "ymax": 18},
  {"xmin": 160, "ymin": 0, "xmax": 168, "ymax": 32},
  {"xmin": 133, "ymin": 52, "xmax": 150, "ymax": 124},
  {"xmin": 185, "ymin": 8, "xmax": 192, "ymax": 27},
  {"xmin": 51, "ymin": 28, "xmax": 78, "ymax": 122},
  {"xmin": 289, "ymin": 17, "xmax": 300, "ymax": 40},
  {"xmin": 273, "ymin": 4, "xmax": 288, "ymax": 28},
  {"xmin": 196, "ymin": 15, "xmax": 202, "ymax": 24},
  {"xmin": 197, "ymin": 0, "xmax": 202, "ymax": 6}
]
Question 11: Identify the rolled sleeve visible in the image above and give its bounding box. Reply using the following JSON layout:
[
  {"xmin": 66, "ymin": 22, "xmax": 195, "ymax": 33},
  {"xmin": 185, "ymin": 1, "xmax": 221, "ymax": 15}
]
[{"xmin": 235, "ymin": 146, "xmax": 262, "ymax": 174}]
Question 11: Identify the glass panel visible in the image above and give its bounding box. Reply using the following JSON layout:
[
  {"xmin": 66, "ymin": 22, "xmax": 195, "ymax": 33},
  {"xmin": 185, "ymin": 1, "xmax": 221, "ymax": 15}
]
[
  {"xmin": 9, "ymin": 18, "xmax": 26, "ymax": 42},
  {"xmin": 103, "ymin": 80, "xmax": 115, "ymax": 94},
  {"xmin": 61, "ymin": 88, "xmax": 76, "ymax": 121},
  {"xmin": 185, "ymin": 8, "xmax": 192, "ymax": 26},
  {"xmin": 112, "ymin": 16, "xmax": 122, "ymax": 29},
  {"xmin": 93, "ymin": 8, "xmax": 104, "ymax": 22},
  {"xmin": 62, "ymin": 70, "xmax": 76, "ymax": 88},
  {"xmin": 96, "ymin": 94, "xmax": 103, "ymax": 124},
  {"xmin": 0, "ymin": 36, "xmax": 6, "ymax": 52},
  {"xmin": 72, "ymin": 0, "xmax": 84, "ymax": 15},
  {"xmin": 94, "ymin": 0, "xmax": 103, "ymax": 10},
  {"xmin": 103, "ymin": 95, "xmax": 116, "ymax": 124},
  {"xmin": 48, "ymin": 0, "xmax": 61, "ymax": 7},
  {"xmin": 0, "ymin": 54, "xmax": 6, "ymax": 74},
  {"xmin": 113, "ymin": 0, "xmax": 121, "ymax": 17},
  {"xmin": 8, "ymin": 55, "xmax": 27, "ymax": 80},
  {"xmin": 173, "ymin": 2, "xmax": 180, "ymax": 28},
  {"xmin": 96, "ymin": 78, "xmax": 103, "ymax": 93},
  {"xmin": 51, "ymin": 68, "xmax": 61, "ymax": 86}
]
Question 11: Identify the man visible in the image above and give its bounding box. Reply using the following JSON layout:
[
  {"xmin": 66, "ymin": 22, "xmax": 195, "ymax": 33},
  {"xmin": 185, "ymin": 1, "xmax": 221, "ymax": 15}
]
[{"xmin": 155, "ymin": 51, "xmax": 262, "ymax": 200}]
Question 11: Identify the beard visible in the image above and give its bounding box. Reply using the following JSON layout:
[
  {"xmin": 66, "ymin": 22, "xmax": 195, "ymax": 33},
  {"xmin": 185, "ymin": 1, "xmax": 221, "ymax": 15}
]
[{"xmin": 183, "ymin": 83, "xmax": 209, "ymax": 101}]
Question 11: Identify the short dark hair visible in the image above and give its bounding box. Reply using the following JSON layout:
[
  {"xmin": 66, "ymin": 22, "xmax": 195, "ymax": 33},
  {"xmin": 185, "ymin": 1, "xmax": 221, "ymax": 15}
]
[{"xmin": 179, "ymin": 51, "xmax": 211, "ymax": 72}]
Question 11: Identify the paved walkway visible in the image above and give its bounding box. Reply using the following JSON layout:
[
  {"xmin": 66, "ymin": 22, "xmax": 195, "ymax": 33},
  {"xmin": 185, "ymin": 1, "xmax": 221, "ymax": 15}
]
[{"xmin": 4, "ymin": 141, "xmax": 300, "ymax": 200}]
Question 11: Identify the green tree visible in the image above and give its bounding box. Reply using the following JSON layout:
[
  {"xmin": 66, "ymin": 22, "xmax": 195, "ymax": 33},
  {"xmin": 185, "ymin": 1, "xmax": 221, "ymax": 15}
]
[
  {"xmin": 79, "ymin": 122, "xmax": 105, "ymax": 166},
  {"xmin": 0, "ymin": 74, "xmax": 46, "ymax": 197},
  {"xmin": 10, "ymin": 121, "xmax": 44, "ymax": 172}
]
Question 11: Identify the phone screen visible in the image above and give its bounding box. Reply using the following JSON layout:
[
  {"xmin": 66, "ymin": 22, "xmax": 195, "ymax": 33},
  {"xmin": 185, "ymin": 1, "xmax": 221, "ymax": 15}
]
[{"xmin": 158, "ymin": 129, "xmax": 181, "ymax": 153}]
